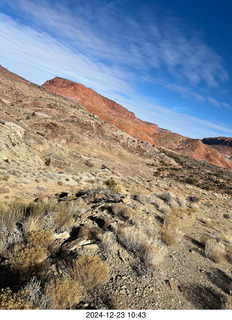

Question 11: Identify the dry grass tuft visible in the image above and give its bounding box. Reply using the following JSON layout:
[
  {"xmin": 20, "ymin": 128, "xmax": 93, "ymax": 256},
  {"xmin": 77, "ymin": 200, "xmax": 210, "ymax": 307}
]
[
  {"xmin": 119, "ymin": 226, "xmax": 166, "ymax": 271},
  {"xmin": 100, "ymin": 231, "xmax": 118, "ymax": 251},
  {"xmin": 205, "ymin": 239, "xmax": 226, "ymax": 263},
  {"xmin": 160, "ymin": 210, "xmax": 183, "ymax": 246},
  {"xmin": 0, "ymin": 202, "xmax": 25, "ymax": 233},
  {"xmin": 44, "ymin": 277, "xmax": 83, "ymax": 309},
  {"xmin": 68, "ymin": 255, "xmax": 110, "ymax": 292},
  {"xmin": 53, "ymin": 204, "xmax": 74, "ymax": 232},
  {"xmin": 161, "ymin": 226, "xmax": 183, "ymax": 246},
  {"xmin": 23, "ymin": 215, "xmax": 44, "ymax": 233},
  {"xmin": 111, "ymin": 203, "xmax": 135, "ymax": 221},
  {"xmin": 25, "ymin": 230, "xmax": 54, "ymax": 248}
]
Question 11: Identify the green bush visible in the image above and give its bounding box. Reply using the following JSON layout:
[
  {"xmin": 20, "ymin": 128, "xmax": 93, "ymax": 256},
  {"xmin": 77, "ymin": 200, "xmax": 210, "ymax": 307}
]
[{"xmin": 104, "ymin": 177, "xmax": 117, "ymax": 188}]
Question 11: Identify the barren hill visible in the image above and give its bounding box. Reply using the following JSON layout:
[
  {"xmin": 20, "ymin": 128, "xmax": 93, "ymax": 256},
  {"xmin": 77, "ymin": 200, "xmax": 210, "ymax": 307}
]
[
  {"xmin": 42, "ymin": 77, "xmax": 232, "ymax": 170},
  {"xmin": 42, "ymin": 77, "xmax": 169, "ymax": 145},
  {"xmin": 0, "ymin": 66, "xmax": 232, "ymax": 310}
]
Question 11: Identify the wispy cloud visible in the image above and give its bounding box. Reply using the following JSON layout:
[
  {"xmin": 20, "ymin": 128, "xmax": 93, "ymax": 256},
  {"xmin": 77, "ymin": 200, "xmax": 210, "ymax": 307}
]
[
  {"xmin": 2, "ymin": 0, "xmax": 229, "ymax": 88},
  {"xmin": 0, "ymin": 0, "xmax": 231, "ymax": 138},
  {"xmin": 207, "ymin": 97, "xmax": 221, "ymax": 108}
]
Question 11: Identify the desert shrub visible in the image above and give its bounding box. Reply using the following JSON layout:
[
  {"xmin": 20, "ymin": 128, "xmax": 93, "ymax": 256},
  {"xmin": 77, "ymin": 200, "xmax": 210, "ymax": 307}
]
[
  {"xmin": 68, "ymin": 255, "xmax": 110, "ymax": 292},
  {"xmin": 25, "ymin": 230, "xmax": 54, "ymax": 248},
  {"xmin": 10, "ymin": 237, "xmax": 50, "ymax": 277},
  {"xmin": 205, "ymin": 239, "xmax": 226, "ymax": 263},
  {"xmin": 44, "ymin": 277, "xmax": 83, "ymax": 309},
  {"xmin": 45, "ymin": 157, "xmax": 51, "ymax": 166},
  {"xmin": 161, "ymin": 226, "xmax": 183, "ymax": 246},
  {"xmin": 185, "ymin": 177, "xmax": 196, "ymax": 185},
  {"xmin": 119, "ymin": 226, "xmax": 166, "ymax": 271},
  {"xmin": 0, "ymin": 203, "xmax": 26, "ymax": 254},
  {"xmin": 26, "ymin": 200, "xmax": 57, "ymax": 218},
  {"xmin": 199, "ymin": 235, "xmax": 210, "ymax": 247},
  {"xmin": 157, "ymin": 191, "xmax": 178, "ymax": 208},
  {"xmin": 10, "ymin": 230, "xmax": 54, "ymax": 276},
  {"xmin": 111, "ymin": 203, "xmax": 135, "ymax": 221},
  {"xmin": 0, "ymin": 287, "xmax": 37, "ymax": 310},
  {"xmin": 164, "ymin": 212, "xmax": 180, "ymax": 228},
  {"xmin": 160, "ymin": 211, "xmax": 183, "ymax": 246},
  {"xmin": 100, "ymin": 232, "xmax": 118, "ymax": 251},
  {"xmin": 104, "ymin": 177, "xmax": 117, "ymax": 188},
  {"xmin": 152, "ymin": 196, "xmax": 170, "ymax": 214},
  {"xmin": 187, "ymin": 196, "xmax": 200, "ymax": 203},
  {"xmin": 23, "ymin": 201, "xmax": 73, "ymax": 233},
  {"xmin": 24, "ymin": 276, "xmax": 46, "ymax": 309},
  {"xmin": 176, "ymin": 196, "xmax": 187, "ymax": 208}
]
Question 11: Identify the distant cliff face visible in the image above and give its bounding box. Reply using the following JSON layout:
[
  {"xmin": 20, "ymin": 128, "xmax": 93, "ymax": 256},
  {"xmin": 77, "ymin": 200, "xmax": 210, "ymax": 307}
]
[
  {"xmin": 42, "ymin": 77, "xmax": 232, "ymax": 170},
  {"xmin": 202, "ymin": 137, "xmax": 232, "ymax": 148},
  {"xmin": 202, "ymin": 137, "xmax": 232, "ymax": 162}
]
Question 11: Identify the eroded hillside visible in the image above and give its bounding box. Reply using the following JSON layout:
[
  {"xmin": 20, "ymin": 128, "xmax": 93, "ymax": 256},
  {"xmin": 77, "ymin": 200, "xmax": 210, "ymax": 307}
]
[
  {"xmin": 42, "ymin": 76, "xmax": 232, "ymax": 170},
  {"xmin": 0, "ymin": 66, "xmax": 232, "ymax": 310}
]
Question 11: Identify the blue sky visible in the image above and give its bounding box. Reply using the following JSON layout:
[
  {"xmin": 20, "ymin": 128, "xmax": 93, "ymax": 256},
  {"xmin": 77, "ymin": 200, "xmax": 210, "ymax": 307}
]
[{"xmin": 0, "ymin": 0, "xmax": 232, "ymax": 138}]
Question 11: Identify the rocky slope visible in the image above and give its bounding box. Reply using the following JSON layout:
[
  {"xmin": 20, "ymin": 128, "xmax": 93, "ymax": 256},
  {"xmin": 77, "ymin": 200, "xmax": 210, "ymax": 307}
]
[
  {"xmin": 43, "ymin": 77, "xmax": 232, "ymax": 170},
  {"xmin": 0, "ymin": 66, "xmax": 232, "ymax": 310}
]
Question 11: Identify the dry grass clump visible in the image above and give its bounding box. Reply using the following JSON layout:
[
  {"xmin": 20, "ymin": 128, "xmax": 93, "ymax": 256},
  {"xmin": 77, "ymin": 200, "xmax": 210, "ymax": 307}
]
[
  {"xmin": 100, "ymin": 231, "xmax": 118, "ymax": 251},
  {"xmin": 44, "ymin": 277, "xmax": 83, "ymax": 309},
  {"xmin": 68, "ymin": 255, "xmax": 110, "ymax": 292},
  {"xmin": 0, "ymin": 202, "xmax": 25, "ymax": 233},
  {"xmin": 160, "ymin": 211, "xmax": 183, "ymax": 246},
  {"xmin": 0, "ymin": 287, "xmax": 37, "ymax": 310},
  {"xmin": 10, "ymin": 243, "xmax": 49, "ymax": 277},
  {"xmin": 119, "ymin": 226, "xmax": 166, "ymax": 271},
  {"xmin": 53, "ymin": 203, "xmax": 74, "ymax": 232},
  {"xmin": 199, "ymin": 235, "xmax": 210, "ymax": 246},
  {"xmin": 24, "ymin": 276, "xmax": 46, "ymax": 309},
  {"xmin": 161, "ymin": 227, "xmax": 183, "ymax": 246},
  {"xmin": 23, "ymin": 215, "xmax": 44, "ymax": 233},
  {"xmin": 111, "ymin": 203, "xmax": 135, "ymax": 221},
  {"xmin": 205, "ymin": 239, "xmax": 226, "ymax": 263},
  {"xmin": 25, "ymin": 230, "xmax": 55, "ymax": 248},
  {"xmin": 9, "ymin": 230, "xmax": 54, "ymax": 277},
  {"xmin": 0, "ymin": 226, "xmax": 23, "ymax": 255},
  {"xmin": 157, "ymin": 191, "xmax": 178, "ymax": 208},
  {"xmin": 164, "ymin": 211, "xmax": 181, "ymax": 226}
]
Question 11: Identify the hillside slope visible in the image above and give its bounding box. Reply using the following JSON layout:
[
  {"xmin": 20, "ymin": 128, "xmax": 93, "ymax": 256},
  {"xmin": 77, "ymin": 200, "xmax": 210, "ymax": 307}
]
[
  {"xmin": 43, "ymin": 77, "xmax": 232, "ymax": 170},
  {"xmin": 42, "ymin": 77, "xmax": 170, "ymax": 145},
  {"xmin": 0, "ymin": 66, "xmax": 232, "ymax": 311}
]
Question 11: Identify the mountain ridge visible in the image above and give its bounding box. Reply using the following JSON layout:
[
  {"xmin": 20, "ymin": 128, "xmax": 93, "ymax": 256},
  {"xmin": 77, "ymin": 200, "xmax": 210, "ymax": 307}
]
[{"xmin": 42, "ymin": 77, "xmax": 232, "ymax": 170}]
